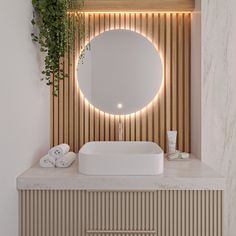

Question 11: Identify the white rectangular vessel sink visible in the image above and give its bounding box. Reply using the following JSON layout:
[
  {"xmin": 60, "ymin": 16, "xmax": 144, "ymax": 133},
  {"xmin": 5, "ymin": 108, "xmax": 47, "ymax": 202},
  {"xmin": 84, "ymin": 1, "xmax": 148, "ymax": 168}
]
[{"xmin": 78, "ymin": 141, "xmax": 164, "ymax": 175}]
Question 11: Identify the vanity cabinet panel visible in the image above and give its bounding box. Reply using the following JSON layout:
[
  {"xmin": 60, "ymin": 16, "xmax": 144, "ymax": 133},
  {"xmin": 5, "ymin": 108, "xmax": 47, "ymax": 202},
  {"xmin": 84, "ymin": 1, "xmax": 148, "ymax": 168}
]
[
  {"xmin": 19, "ymin": 190, "xmax": 87, "ymax": 236},
  {"xmin": 19, "ymin": 190, "xmax": 223, "ymax": 236},
  {"xmin": 154, "ymin": 190, "xmax": 223, "ymax": 236}
]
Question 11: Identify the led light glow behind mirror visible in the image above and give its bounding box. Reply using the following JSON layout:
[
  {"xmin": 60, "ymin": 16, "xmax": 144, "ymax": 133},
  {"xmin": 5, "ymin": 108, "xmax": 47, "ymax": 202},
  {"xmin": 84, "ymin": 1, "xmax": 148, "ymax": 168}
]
[{"xmin": 77, "ymin": 30, "xmax": 163, "ymax": 115}]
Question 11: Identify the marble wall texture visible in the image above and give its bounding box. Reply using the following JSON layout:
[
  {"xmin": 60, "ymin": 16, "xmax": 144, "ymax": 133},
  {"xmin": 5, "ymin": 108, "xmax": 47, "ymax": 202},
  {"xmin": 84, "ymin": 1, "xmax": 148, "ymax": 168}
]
[{"xmin": 201, "ymin": 0, "xmax": 236, "ymax": 235}]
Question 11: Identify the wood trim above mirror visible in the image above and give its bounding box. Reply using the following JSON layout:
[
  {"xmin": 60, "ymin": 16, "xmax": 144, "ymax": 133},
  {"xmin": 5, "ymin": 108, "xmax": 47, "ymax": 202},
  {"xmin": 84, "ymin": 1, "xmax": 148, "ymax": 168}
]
[{"xmin": 82, "ymin": 0, "xmax": 195, "ymax": 12}]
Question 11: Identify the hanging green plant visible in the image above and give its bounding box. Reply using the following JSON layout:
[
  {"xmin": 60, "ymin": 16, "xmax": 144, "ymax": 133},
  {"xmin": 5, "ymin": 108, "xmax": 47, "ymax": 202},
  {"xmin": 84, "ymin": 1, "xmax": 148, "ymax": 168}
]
[{"xmin": 31, "ymin": 0, "xmax": 86, "ymax": 96}]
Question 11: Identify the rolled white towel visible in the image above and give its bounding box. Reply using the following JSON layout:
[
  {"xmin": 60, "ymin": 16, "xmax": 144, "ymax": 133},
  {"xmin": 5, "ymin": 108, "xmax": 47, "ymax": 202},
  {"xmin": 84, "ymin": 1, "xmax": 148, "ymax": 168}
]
[
  {"xmin": 48, "ymin": 144, "xmax": 70, "ymax": 161},
  {"xmin": 39, "ymin": 154, "xmax": 55, "ymax": 168},
  {"xmin": 55, "ymin": 152, "xmax": 76, "ymax": 168}
]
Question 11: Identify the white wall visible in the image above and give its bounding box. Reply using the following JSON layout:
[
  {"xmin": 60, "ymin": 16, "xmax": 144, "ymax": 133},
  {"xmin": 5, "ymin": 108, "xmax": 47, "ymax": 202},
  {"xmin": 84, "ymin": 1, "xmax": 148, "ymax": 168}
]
[
  {"xmin": 201, "ymin": 0, "xmax": 236, "ymax": 235},
  {"xmin": 0, "ymin": 1, "xmax": 49, "ymax": 235}
]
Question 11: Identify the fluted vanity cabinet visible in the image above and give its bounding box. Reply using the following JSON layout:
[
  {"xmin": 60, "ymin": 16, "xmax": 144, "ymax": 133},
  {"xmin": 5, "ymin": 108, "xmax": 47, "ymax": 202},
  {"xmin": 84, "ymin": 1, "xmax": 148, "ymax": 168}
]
[
  {"xmin": 18, "ymin": 158, "xmax": 224, "ymax": 236},
  {"xmin": 19, "ymin": 189, "xmax": 223, "ymax": 236}
]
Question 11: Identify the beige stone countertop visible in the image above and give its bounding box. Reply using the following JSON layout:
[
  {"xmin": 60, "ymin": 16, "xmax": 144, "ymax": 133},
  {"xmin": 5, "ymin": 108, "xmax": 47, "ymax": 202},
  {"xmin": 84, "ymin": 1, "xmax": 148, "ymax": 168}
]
[{"xmin": 17, "ymin": 156, "xmax": 225, "ymax": 190}]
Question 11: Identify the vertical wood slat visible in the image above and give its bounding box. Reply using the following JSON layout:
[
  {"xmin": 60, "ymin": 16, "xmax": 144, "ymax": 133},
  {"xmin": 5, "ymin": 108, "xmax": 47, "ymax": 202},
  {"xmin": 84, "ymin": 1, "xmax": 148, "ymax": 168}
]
[
  {"xmin": 74, "ymin": 18, "xmax": 81, "ymax": 153},
  {"xmin": 165, "ymin": 14, "xmax": 172, "ymax": 145},
  {"xmin": 63, "ymin": 52, "xmax": 69, "ymax": 145},
  {"xmin": 51, "ymin": 13, "xmax": 191, "ymax": 153},
  {"xmin": 59, "ymin": 58, "xmax": 64, "ymax": 145},
  {"xmin": 159, "ymin": 14, "xmax": 166, "ymax": 150},
  {"xmin": 183, "ymin": 13, "xmax": 191, "ymax": 152},
  {"xmin": 171, "ymin": 13, "xmax": 178, "ymax": 133},
  {"xmin": 50, "ymin": 81, "xmax": 54, "ymax": 148},
  {"xmin": 177, "ymin": 13, "xmax": 184, "ymax": 151},
  {"xmin": 69, "ymin": 16, "xmax": 75, "ymax": 151},
  {"xmin": 53, "ymin": 85, "xmax": 59, "ymax": 146},
  {"xmin": 19, "ymin": 190, "xmax": 223, "ymax": 236},
  {"xmin": 153, "ymin": 14, "xmax": 160, "ymax": 145},
  {"xmin": 89, "ymin": 14, "xmax": 95, "ymax": 143}
]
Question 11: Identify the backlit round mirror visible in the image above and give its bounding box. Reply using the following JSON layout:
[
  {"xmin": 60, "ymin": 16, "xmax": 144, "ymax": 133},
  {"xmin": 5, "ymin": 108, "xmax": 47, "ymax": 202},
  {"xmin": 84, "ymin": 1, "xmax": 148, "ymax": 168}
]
[{"xmin": 77, "ymin": 30, "xmax": 163, "ymax": 115}]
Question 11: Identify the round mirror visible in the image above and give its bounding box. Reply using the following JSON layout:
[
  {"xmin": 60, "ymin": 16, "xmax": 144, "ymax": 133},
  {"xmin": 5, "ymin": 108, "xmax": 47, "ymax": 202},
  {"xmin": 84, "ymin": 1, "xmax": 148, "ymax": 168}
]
[{"xmin": 77, "ymin": 30, "xmax": 163, "ymax": 115}]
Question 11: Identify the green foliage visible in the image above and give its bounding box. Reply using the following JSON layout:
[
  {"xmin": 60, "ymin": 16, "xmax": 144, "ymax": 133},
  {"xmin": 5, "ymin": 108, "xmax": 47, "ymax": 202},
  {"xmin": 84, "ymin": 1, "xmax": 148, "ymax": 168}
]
[{"xmin": 31, "ymin": 0, "xmax": 85, "ymax": 96}]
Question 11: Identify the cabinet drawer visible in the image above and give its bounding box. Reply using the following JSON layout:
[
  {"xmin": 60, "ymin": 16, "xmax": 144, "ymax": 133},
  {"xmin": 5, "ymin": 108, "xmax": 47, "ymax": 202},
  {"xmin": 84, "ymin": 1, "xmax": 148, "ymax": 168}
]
[{"xmin": 86, "ymin": 191, "xmax": 157, "ymax": 234}]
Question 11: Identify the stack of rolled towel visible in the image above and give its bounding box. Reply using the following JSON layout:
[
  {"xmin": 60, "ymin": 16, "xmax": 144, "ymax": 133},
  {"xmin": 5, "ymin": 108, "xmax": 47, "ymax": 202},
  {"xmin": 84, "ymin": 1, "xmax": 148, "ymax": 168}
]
[{"xmin": 39, "ymin": 144, "xmax": 76, "ymax": 168}]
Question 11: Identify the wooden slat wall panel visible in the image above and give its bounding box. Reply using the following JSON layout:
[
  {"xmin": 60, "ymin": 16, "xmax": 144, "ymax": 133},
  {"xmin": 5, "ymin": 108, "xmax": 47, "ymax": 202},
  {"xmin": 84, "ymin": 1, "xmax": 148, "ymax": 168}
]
[
  {"xmin": 51, "ymin": 13, "xmax": 191, "ymax": 153},
  {"xmin": 19, "ymin": 190, "xmax": 223, "ymax": 236}
]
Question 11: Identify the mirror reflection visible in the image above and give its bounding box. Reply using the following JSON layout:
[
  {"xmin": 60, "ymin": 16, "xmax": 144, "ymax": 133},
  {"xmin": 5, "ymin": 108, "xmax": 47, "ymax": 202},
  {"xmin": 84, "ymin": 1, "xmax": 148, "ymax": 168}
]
[{"xmin": 77, "ymin": 30, "xmax": 163, "ymax": 115}]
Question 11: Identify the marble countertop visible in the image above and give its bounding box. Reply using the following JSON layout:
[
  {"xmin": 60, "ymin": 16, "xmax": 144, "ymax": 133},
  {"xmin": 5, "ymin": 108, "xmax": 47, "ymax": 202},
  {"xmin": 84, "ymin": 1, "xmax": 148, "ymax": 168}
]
[{"xmin": 17, "ymin": 156, "xmax": 225, "ymax": 190}]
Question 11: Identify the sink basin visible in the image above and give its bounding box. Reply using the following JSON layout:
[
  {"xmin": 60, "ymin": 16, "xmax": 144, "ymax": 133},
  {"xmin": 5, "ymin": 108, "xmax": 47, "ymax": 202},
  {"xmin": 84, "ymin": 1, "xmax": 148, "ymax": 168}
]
[{"xmin": 78, "ymin": 141, "xmax": 164, "ymax": 175}]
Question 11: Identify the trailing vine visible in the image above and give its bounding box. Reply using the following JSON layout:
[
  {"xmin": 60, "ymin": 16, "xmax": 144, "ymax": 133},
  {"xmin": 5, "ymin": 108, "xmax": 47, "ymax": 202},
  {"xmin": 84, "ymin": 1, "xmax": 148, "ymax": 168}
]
[{"xmin": 31, "ymin": 0, "xmax": 86, "ymax": 96}]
